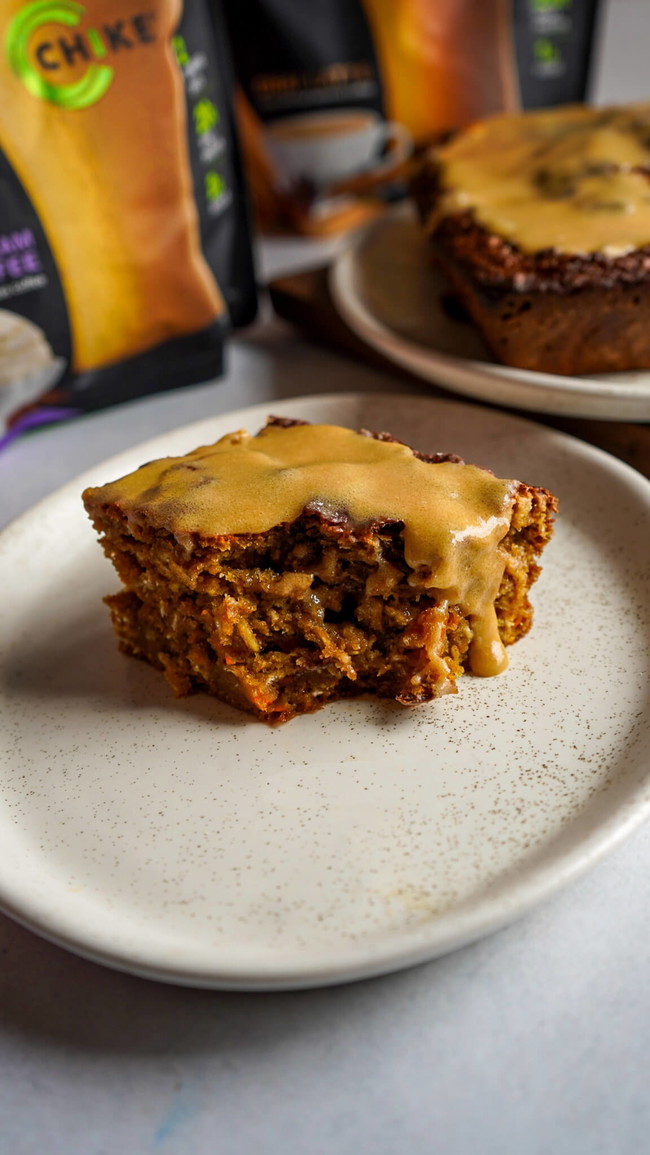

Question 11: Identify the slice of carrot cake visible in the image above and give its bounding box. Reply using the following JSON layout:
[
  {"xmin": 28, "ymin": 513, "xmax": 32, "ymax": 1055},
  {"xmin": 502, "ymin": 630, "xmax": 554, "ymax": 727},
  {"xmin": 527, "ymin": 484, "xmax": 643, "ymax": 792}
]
[
  {"xmin": 82, "ymin": 417, "xmax": 556, "ymax": 724},
  {"xmin": 413, "ymin": 103, "xmax": 650, "ymax": 376}
]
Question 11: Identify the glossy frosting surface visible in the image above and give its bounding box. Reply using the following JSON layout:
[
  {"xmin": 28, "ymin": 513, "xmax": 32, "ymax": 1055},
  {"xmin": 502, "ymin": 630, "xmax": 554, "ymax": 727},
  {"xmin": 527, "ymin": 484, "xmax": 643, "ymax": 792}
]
[
  {"xmin": 88, "ymin": 423, "xmax": 516, "ymax": 674},
  {"xmin": 434, "ymin": 103, "xmax": 650, "ymax": 256}
]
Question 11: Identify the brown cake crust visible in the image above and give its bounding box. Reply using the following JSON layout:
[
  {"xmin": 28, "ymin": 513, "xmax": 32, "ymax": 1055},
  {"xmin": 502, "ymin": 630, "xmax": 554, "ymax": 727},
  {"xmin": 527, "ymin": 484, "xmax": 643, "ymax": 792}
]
[
  {"xmin": 83, "ymin": 421, "xmax": 556, "ymax": 724},
  {"xmin": 413, "ymin": 105, "xmax": 650, "ymax": 376}
]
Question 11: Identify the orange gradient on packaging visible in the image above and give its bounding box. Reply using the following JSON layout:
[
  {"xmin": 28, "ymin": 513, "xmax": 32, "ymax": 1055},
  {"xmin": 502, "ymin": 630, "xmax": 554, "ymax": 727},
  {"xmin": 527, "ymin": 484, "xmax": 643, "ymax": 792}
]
[
  {"xmin": 363, "ymin": 0, "xmax": 519, "ymax": 143},
  {"xmin": 0, "ymin": 0, "xmax": 225, "ymax": 372}
]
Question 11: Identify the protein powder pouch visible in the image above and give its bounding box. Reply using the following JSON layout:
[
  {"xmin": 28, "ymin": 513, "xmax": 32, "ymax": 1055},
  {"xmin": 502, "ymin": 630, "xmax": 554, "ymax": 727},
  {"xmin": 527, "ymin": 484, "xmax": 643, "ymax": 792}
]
[
  {"xmin": 0, "ymin": 0, "xmax": 257, "ymax": 447},
  {"xmin": 224, "ymin": 0, "xmax": 602, "ymax": 235}
]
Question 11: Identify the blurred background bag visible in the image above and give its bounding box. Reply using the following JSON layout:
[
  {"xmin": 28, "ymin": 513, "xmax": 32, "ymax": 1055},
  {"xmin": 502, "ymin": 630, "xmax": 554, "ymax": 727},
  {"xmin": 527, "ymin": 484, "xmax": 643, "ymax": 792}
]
[
  {"xmin": 0, "ymin": 0, "xmax": 256, "ymax": 434},
  {"xmin": 224, "ymin": 0, "xmax": 602, "ymax": 235}
]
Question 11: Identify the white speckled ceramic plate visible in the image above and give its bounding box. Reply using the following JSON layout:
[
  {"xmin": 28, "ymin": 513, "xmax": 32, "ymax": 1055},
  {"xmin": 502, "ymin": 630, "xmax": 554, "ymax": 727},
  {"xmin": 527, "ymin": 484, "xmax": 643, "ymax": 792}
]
[
  {"xmin": 330, "ymin": 207, "xmax": 650, "ymax": 421},
  {"xmin": 1, "ymin": 394, "xmax": 649, "ymax": 989}
]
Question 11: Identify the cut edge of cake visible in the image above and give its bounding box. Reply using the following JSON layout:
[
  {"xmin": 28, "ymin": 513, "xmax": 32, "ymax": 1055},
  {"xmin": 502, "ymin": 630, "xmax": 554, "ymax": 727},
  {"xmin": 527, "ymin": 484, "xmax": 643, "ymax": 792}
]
[{"xmin": 82, "ymin": 418, "xmax": 557, "ymax": 724}]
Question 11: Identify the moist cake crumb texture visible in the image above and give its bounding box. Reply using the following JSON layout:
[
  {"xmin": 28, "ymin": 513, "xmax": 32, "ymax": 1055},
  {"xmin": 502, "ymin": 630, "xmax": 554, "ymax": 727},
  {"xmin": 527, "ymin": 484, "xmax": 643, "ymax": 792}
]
[{"xmin": 82, "ymin": 419, "xmax": 556, "ymax": 724}]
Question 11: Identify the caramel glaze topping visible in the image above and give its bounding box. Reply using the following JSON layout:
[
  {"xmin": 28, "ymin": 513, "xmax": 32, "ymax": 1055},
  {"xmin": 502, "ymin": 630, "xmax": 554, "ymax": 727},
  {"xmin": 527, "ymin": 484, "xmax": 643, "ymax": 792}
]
[
  {"xmin": 431, "ymin": 103, "xmax": 650, "ymax": 256},
  {"xmin": 86, "ymin": 423, "xmax": 517, "ymax": 677}
]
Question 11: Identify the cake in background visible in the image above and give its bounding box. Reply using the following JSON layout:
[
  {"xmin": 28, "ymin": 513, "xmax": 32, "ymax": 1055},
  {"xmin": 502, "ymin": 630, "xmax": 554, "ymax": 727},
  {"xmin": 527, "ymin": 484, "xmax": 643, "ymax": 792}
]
[{"xmin": 413, "ymin": 102, "xmax": 650, "ymax": 376}]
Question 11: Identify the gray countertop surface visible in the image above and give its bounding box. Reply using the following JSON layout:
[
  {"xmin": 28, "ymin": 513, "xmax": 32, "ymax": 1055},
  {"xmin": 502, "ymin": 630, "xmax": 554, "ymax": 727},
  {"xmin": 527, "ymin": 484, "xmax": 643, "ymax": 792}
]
[{"xmin": 2, "ymin": 3, "xmax": 650, "ymax": 1152}]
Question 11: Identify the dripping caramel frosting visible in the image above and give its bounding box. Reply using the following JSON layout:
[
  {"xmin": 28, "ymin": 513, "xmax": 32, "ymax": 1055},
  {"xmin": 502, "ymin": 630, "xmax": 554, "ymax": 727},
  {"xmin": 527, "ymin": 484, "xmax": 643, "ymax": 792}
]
[
  {"xmin": 430, "ymin": 103, "xmax": 650, "ymax": 257},
  {"xmin": 86, "ymin": 422, "xmax": 518, "ymax": 678}
]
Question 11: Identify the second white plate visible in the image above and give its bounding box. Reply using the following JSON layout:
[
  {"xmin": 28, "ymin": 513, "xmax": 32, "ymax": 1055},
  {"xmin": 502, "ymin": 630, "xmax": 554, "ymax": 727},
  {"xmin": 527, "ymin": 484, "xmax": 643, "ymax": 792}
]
[
  {"xmin": 330, "ymin": 208, "xmax": 650, "ymax": 421},
  {"xmin": 1, "ymin": 393, "xmax": 649, "ymax": 989}
]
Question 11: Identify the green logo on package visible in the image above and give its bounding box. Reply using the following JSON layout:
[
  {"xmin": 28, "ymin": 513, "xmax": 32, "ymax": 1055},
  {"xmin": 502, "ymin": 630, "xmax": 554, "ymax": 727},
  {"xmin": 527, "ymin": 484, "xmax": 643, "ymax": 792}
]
[{"xmin": 6, "ymin": 0, "xmax": 156, "ymax": 110}]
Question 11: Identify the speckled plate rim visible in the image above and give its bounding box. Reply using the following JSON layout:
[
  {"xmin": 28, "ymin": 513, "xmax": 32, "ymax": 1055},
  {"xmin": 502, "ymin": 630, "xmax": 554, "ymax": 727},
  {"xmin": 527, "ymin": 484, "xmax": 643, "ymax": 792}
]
[
  {"xmin": 1, "ymin": 393, "xmax": 650, "ymax": 991},
  {"xmin": 0, "ymin": 803, "xmax": 648, "ymax": 992},
  {"xmin": 330, "ymin": 210, "xmax": 650, "ymax": 422}
]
